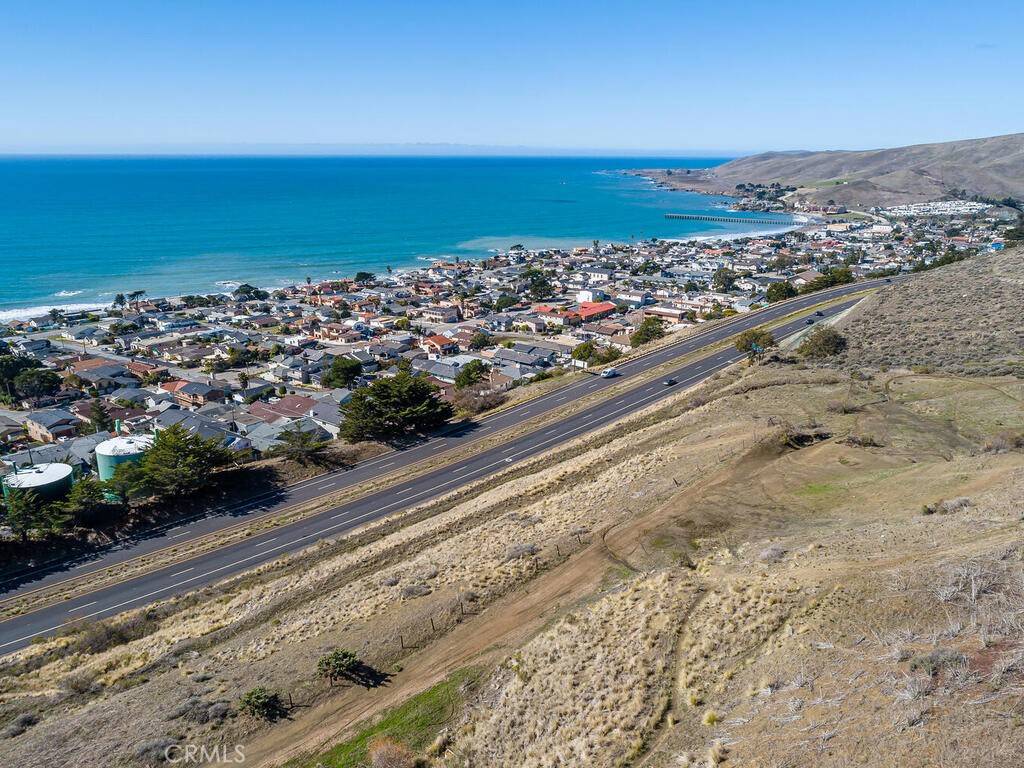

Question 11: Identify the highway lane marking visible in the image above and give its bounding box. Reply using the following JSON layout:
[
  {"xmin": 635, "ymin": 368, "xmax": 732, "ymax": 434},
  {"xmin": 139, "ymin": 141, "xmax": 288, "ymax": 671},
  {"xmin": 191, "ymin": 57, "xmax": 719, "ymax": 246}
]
[
  {"xmin": 395, "ymin": 487, "xmax": 415, "ymax": 495},
  {"xmin": 68, "ymin": 601, "xmax": 97, "ymax": 611},
  {"xmin": 253, "ymin": 538, "xmax": 278, "ymax": 548},
  {"xmin": 379, "ymin": 461, "xmax": 395, "ymax": 468},
  {"xmin": 169, "ymin": 531, "xmax": 190, "ymax": 539},
  {"xmin": 313, "ymin": 481, "xmax": 337, "ymax": 491},
  {"xmin": 168, "ymin": 567, "xmax": 194, "ymax": 578},
  {"xmin": 452, "ymin": 466, "xmax": 468, "ymax": 474}
]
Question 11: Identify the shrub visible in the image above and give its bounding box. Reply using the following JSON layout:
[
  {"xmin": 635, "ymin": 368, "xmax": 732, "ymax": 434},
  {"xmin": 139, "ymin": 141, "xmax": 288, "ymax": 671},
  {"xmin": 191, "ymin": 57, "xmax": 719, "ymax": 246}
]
[
  {"xmin": 237, "ymin": 686, "xmax": 285, "ymax": 721},
  {"xmin": 61, "ymin": 669, "xmax": 101, "ymax": 695},
  {"xmin": 734, "ymin": 328, "xmax": 776, "ymax": 360},
  {"xmin": 135, "ymin": 738, "xmax": 177, "ymax": 763},
  {"xmin": 909, "ymin": 649, "xmax": 967, "ymax": 677},
  {"xmin": 401, "ymin": 583, "xmax": 432, "ymax": 598},
  {"xmin": 1, "ymin": 712, "xmax": 38, "ymax": 739},
  {"xmin": 843, "ymin": 433, "xmax": 884, "ymax": 447},
  {"xmin": 317, "ymin": 649, "xmax": 360, "ymax": 685},
  {"xmin": 504, "ymin": 543, "xmax": 538, "ymax": 562},
  {"xmin": 921, "ymin": 497, "xmax": 972, "ymax": 515},
  {"xmin": 367, "ymin": 736, "xmax": 417, "ymax": 768},
  {"xmin": 797, "ymin": 326, "xmax": 847, "ymax": 359},
  {"xmin": 451, "ymin": 385, "xmax": 507, "ymax": 415},
  {"xmin": 825, "ymin": 399, "xmax": 859, "ymax": 414}
]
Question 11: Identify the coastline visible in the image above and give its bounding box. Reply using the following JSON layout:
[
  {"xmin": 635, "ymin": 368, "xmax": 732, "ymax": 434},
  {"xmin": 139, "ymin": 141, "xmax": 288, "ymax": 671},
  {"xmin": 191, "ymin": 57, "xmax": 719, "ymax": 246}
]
[{"xmin": 0, "ymin": 158, "xmax": 810, "ymax": 321}]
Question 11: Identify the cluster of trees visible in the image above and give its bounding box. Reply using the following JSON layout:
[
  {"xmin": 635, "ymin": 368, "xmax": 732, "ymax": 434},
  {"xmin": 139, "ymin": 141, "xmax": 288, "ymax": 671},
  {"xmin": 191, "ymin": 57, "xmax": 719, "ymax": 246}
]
[
  {"xmin": 630, "ymin": 317, "xmax": 666, "ymax": 347},
  {"xmin": 765, "ymin": 281, "xmax": 798, "ymax": 303},
  {"xmin": 571, "ymin": 341, "xmax": 621, "ymax": 367},
  {"xmin": 340, "ymin": 372, "xmax": 454, "ymax": 443},
  {"xmin": 269, "ymin": 426, "xmax": 330, "ymax": 466},
  {"xmin": 0, "ymin": 355, "xmax": 50, "ymax": 404},
  {"xmin": 320, "ymin": 356, "xmax": 363, "ymax": 389},
  {"xmin": 521, "ymin": 268, "xmax": 554, "ymax": 300},
  {"xmin": 454, "ymin": 359, "xmax": 488, "ymax": 389},
  {"xmin": 712, "ymin": 266, "xmax": 737, "ymax": 292},
  {"xmin": 799, "ymin": 267, "xmax": 855, "ymax": 294},
  {"xmin": 232, "ymin": 283, "xmax": 270, "ymax": 301}
]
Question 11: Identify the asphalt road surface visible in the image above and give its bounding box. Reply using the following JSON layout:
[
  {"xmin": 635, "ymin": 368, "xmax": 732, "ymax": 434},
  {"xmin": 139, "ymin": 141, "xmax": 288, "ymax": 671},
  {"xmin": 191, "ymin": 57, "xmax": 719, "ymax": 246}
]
[{"xmin": 0, "ymin": 278, "xmax": 900, "ymax": 652}]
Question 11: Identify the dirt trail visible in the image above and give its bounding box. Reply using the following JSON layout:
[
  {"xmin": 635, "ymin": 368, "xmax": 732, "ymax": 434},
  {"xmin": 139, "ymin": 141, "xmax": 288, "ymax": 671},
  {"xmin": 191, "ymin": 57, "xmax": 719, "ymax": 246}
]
[{"xmin": 244, "ymin": 544, "xmax": 613, "ymax": 766}]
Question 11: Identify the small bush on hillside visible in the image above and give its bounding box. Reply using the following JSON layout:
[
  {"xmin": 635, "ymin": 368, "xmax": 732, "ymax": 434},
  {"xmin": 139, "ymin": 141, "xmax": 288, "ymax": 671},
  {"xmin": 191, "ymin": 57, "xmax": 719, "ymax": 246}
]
[
  {"xmin": 798, "ymin": 326, "xmax": 847, "ymax": 359},
  {"xmin": 367, "ymin": 736, "xmax": 418, "ymax": 768},
  {"xmin": 826, "ymin": 399, "xmax": 860, "ymax": 414},
  {"xmin": 922, "ymin": 497, "xmax": 972, "ymax": 515},
  {"xmin": 237, "ymin": 686, "xmax": 285, "ymax": 721},
  {"xmin": 1, "ymin": 713, "xmax": 38, "ymax": 739},
  {"xmin": 909, "ymin": 649, "xmax": 967, "ymax": 677}
]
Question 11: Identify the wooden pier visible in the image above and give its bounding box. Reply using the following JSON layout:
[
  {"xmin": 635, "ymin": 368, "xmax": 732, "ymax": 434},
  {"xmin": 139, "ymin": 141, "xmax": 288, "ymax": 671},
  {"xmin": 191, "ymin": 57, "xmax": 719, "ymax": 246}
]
[{"xmin": 665, "ymin": 212, "xmax": 789, "ymax": 226}]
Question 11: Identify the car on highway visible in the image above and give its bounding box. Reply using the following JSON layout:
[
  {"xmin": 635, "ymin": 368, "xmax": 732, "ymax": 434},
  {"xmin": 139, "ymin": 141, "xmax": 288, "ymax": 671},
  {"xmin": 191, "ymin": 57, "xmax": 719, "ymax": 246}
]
[
  {"xmin": 664, "ymin": 378, "xmax": 678, "ymax": 386},
  {"xmin": 805, "ymin": 318, "xmax": 815, "ymax": 325},
  {"xmin": 814, "ymin": 310, "xmax": 824, "ymax": 316},
  {"xmin": 599, "ymin": 367, "xmax": 618, "ymax": 378}
]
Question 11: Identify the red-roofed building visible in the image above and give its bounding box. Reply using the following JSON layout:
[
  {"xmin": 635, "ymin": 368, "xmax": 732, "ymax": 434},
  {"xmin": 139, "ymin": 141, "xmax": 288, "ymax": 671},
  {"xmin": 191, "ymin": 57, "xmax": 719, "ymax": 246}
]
[{"xmin": 576, "ymin": 301, "xmax": 617, "ymax": 322}]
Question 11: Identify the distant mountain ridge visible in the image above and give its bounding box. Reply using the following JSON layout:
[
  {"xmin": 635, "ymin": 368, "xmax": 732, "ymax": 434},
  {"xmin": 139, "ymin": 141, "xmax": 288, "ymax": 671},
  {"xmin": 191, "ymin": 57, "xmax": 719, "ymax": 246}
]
[{"xmin": 670, "ymin": 133, "xmax": 1024, "ymax": 208}]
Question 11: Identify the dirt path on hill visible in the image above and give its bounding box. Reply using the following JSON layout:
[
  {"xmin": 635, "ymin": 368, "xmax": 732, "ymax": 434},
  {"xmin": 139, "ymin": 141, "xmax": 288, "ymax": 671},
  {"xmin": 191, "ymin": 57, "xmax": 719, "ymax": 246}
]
[{"xmin": 244, "ymin": 543, "xmax": 615, "ymax": 767}]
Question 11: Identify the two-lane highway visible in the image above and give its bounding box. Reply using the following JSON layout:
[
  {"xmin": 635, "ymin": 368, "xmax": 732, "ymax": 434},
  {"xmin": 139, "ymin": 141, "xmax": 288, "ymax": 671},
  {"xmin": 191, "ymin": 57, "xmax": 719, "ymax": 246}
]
[{"xmin": 0, "ymin": 278, "xmax": 899, "ymax": 652}]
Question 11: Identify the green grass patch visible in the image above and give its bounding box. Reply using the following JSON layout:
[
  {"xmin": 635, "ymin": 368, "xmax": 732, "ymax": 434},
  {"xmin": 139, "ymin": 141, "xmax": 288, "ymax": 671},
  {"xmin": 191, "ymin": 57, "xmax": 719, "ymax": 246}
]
[
  {"xmin": 286, "ymin": 667, "xmax": 481, "ymax": 768},
  {"xmin": 794, "ymin": 481, "xmax": 837, "ymax": 497}
]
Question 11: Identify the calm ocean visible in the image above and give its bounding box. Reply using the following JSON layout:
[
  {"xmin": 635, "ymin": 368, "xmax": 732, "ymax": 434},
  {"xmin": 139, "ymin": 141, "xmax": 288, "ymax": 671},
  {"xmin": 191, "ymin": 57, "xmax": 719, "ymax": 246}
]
[{"xmin": 0, "ymin": 156, "xmax": 792, "ymax": 319}]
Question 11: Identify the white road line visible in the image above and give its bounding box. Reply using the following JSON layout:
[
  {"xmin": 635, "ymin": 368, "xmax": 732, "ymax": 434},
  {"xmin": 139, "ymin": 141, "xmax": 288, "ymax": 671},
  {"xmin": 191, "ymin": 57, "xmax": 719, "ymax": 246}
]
[
  {"xmin": 396, "ymin": 487, "xmax": 415, "ymax": 495},
  {"xmin": 169, "ymin": 531, "xmax": 190, "ymax": 539},
  {"xmin": 253, "ymin": 538, "xmax": 278, "ymax": 548},
  {"xmin": 379, "ymin": 461, "xmax": 395, "ymax": 468},
  {"xmin": 452, "ymin": 466, "xmax": 468, "ymax": 474},
  {"xmin": 168, "ymin": 567, "xmax": 194, "ymax": 578},
  {"xmin": 68, "ymin": 601, "xmax": 97, "ymax": 611}
]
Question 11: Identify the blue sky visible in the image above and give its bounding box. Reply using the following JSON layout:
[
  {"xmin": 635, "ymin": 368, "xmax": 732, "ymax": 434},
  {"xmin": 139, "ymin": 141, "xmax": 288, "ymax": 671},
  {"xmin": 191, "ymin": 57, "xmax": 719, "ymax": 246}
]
[{"xmin": 0, "ymin": 0, "xmax": 1020, "ymax": 154}]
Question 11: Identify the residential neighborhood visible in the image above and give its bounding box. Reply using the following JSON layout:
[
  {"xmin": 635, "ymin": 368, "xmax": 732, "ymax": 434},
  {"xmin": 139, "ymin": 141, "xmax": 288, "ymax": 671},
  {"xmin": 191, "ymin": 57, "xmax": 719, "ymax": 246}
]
[{"xmin": 1, "ymin": 203, "xmax": 1015, "ymax": 487}]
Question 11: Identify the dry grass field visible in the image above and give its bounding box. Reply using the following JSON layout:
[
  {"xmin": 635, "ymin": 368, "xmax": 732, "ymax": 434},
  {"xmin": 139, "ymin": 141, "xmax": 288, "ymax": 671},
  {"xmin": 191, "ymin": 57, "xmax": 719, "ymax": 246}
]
[{"xmin": 833, "ymin": 247, "xmax": 1024, "ymax": 376}]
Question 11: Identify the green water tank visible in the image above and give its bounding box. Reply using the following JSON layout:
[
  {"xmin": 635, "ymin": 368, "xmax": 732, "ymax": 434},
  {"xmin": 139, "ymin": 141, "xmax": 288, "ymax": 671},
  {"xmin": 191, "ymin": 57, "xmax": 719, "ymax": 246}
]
[
  {"xmin": 95, "ymin": 434, "xmax": 154, "ymax": 481},
  {"xmin": 3, "ymin": 462, "xmax": 75, "ymax": 503}
]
